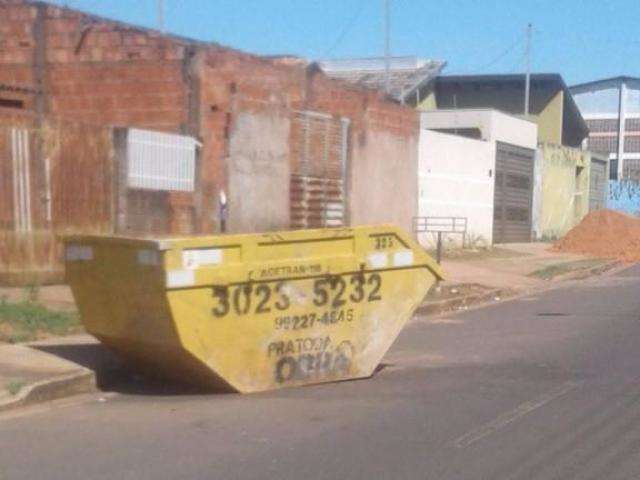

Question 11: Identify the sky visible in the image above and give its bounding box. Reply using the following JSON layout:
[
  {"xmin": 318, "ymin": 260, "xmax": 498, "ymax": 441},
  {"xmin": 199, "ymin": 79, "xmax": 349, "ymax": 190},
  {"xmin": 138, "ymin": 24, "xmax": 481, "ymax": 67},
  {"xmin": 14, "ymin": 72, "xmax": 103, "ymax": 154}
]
[{"xmin": 49, "ymin": 0, "xmax": 640, "ymax": 86}]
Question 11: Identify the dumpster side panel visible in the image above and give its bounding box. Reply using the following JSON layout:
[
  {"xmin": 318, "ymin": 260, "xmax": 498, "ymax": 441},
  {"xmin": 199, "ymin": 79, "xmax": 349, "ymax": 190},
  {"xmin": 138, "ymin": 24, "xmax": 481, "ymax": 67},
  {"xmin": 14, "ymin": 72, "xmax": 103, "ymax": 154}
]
[
  {"xmin": 66, "ymin": 226, "xmax": 442, "ymax": 393},
  {"xmin": 163, "ymin": 226, "xmax": 441, "ymax": 392},
  {"xmin": 66, "ymin": 241, "xmax": 176, "ymax": 343}
]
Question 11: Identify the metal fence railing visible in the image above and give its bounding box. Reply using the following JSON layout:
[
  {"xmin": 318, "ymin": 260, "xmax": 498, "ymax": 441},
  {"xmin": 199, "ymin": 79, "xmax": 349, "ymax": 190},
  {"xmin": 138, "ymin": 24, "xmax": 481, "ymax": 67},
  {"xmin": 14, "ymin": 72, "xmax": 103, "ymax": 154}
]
[{"xmin": 413, "ymin": 216, "xmax": 468, "ymax": 264}]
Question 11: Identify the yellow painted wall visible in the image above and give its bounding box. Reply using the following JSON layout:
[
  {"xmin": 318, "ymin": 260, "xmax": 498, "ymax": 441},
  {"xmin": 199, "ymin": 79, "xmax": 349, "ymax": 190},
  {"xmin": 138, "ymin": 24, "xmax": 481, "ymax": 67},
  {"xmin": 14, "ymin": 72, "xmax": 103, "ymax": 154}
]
[
  {"xmin": 417, "ymin": 91, "xmax": 437, "ymax": 111},
  {"xmin": 539, "ymin": 142, "xmax": 590, "ymax": 239},
  {"xmin": 535, "ymin": 90, "xmax": 564, "ymax": 145}
]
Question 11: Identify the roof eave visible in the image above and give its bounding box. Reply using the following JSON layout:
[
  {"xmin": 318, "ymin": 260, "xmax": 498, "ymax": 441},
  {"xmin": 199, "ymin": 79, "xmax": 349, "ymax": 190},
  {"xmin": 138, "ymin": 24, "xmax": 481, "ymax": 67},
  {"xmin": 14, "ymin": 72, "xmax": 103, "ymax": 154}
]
[
  {"xmin": 569, "ymin": 75, "xmax": 640, "ymax": 90},
  {"xmin": 399, "ymin": 61, "xmax": 447, "ymax": 103}
]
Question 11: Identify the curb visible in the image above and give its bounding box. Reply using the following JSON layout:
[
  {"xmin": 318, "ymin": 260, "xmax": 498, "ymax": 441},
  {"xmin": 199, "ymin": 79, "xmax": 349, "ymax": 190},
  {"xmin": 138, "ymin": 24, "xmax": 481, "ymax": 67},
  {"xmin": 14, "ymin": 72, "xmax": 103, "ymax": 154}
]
[
  {"xmin": 0, "ymin": 369, "xmax": 96, "ymax": 414},
  {"xmin": 552, "ymin": 260, "xmax": 622, "ymax": 282},
  {"xmin": 415, "ymin": 287, "xmax": 509, "ymax": 317},
  {"xmin": 415, "ymin": 260, "xmax": 629, "ymax": 319}
]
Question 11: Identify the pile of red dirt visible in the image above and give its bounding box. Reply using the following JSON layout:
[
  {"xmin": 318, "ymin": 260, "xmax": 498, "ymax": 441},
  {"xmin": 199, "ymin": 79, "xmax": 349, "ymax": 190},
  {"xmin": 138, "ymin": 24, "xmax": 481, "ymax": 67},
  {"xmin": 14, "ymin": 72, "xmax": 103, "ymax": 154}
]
[{"xmin": 553, "ymin": 209, "xmax": 640, "ymax": 263}]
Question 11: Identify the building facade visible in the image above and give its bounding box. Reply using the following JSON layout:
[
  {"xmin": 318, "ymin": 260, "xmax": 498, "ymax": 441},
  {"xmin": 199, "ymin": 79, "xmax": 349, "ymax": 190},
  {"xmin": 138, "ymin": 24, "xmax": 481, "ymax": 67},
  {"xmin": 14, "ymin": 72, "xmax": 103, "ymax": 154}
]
[
  {"xmin": 570, "ymin": 76, "xmax": 640, "ymax": 181},
  {"xmin": 419, "ymin": 75, "xmax": 607, "ymax": 240},
  {"xmin": 418, "ymin": 109, "xmax": 538, "ymax": 246},
  {"xmin": 421, "ymin": 74, "xmax": 588, "ymax": 148},
  {"xmin": 0, "ymin": 0, "xmax": 421, "ymax": 284}
]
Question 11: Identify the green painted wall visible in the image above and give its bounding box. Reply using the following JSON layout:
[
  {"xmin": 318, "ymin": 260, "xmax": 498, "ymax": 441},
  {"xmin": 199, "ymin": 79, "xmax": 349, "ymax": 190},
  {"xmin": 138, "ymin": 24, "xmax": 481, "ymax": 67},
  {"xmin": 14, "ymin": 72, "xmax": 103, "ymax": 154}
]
[{"xmin": 538, "ymin": 142, "xmax": 590, "ymax": 239}]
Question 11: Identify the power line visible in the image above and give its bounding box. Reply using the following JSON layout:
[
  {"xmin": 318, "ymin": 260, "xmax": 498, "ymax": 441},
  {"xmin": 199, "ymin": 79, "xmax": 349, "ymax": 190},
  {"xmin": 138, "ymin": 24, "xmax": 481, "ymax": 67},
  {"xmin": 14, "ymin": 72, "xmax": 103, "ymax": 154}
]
[
  {"xmin": 322, "ymin": 0, "xmax": 368, "ymax": 58},
  {"xmin": 445, "ymin": 34, "xmax": 525, "ymax": 76},
  {"xmin": 474, "ymin": 36, "xmax": 524, "ymax": 73}
]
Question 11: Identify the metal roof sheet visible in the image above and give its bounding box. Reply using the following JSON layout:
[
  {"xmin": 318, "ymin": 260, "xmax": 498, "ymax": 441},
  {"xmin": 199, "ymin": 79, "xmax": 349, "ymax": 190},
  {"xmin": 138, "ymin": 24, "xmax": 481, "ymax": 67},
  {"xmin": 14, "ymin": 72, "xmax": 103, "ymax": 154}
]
[{"xmin": 319, "ymin": 57, "xmax": 446, "ymax": 102}]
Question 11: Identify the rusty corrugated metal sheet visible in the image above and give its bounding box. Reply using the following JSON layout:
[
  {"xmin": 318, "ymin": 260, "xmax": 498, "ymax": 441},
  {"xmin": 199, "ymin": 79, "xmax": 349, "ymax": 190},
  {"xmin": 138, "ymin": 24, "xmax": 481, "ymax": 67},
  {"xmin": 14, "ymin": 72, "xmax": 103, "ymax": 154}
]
[
  {"xmin": 290, "ymin": 176, "xmax": 344, "ymax": 228},
  {"xmin": 289, "ymin": 111, "xmax": 349, "ymax": 228},
  {"xmin": 0, "ymin": 116, "xmax": 114, "ymax": 284}
]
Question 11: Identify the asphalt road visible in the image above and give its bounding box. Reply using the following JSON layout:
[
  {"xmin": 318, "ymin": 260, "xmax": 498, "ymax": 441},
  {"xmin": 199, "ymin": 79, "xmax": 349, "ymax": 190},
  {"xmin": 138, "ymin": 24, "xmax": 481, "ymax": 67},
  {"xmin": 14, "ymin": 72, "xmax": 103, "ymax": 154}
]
[{"xmin": 2, "ymin": 265, "xmax": 640, "ymax": 480}]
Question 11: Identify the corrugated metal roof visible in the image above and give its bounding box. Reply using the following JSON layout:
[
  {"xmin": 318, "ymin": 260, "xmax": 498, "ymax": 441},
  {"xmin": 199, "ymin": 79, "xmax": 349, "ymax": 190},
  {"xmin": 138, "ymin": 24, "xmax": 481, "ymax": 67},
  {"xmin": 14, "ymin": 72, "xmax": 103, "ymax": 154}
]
[
  {"xmin": 319, "ymin": 57, "xmax": 446, "ymax": 102},
  {"xmin": 570, "ymin": 76, "xmax": 640, "ymax": 90}
]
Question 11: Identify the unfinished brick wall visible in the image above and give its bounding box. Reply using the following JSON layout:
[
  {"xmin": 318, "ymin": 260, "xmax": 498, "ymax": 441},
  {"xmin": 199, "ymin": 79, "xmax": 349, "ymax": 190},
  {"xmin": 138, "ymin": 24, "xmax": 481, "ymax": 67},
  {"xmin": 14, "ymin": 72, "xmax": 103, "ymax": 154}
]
[
  {"xmin": 197, "ymin": 49, "xmax": 419, "ymax": 231},
  {"xmin": 0, "ymin": 0, "xmax": 199, "ymax": 237},
  {"xmin": 0, "ymin": 1, "xmax": 34, "ymax": 87},
  {"xmin": 0, "ymin": 0, "xmax": 190, "ymax": 130},
  {"xmin": 0, "ymin": 110, "xmax": 114, "ymax": 284},
  {"xmin": 0, "ymin": 0, "xmax": 419, "ymax": 237}
]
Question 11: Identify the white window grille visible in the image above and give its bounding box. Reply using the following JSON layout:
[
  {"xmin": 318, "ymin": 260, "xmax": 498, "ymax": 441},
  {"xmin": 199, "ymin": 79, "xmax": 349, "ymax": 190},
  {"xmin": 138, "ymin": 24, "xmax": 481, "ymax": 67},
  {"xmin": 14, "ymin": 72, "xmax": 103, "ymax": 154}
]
[{"xmin": 127, "ymin": 128, "xmax": 199, "ymax": 192}]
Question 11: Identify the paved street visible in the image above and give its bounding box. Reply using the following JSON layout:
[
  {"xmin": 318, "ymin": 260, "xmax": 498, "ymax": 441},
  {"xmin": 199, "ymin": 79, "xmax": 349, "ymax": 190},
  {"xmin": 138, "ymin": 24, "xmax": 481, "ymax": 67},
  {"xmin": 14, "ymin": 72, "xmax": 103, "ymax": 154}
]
[{"xmin": 2, "ymin": 266, "xmax": 640, "ymax": 479}]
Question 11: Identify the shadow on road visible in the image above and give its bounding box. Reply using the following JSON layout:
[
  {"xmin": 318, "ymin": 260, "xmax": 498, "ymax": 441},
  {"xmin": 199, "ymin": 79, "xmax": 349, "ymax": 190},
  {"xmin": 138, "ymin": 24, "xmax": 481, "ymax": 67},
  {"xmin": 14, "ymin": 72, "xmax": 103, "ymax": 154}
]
[{"xmin": 31, "ymin": 342, "xmax": 225, "ymax": 396}]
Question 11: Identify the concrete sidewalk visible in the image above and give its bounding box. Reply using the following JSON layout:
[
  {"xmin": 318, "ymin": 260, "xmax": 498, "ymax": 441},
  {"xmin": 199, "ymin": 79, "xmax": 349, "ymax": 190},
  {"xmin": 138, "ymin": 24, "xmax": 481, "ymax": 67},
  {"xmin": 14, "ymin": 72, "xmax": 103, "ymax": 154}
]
[
  {"xmin": 419, "ymin": 242, "xmax": 620, "ymax": 316},
  {"xmin": 0, "ymin": 335, "xmax": 99, "ymax": 412},
  {"xmin": 439, "ymin": 242, "xmax": 617, "ymax": 290}
]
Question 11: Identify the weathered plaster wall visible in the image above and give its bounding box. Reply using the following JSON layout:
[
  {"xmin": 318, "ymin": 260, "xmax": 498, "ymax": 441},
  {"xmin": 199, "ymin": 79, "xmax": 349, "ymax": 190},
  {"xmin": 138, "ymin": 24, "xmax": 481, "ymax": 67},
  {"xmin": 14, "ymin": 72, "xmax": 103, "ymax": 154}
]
[
  {"xmin": 537, "ymin": 142, "xmax": 590, "ymax": 239},
  {"xmin": 350, "ymin": 123, "xmax": 418, "ymax": 234},
  {"xmin": 418, "ymin": 129, "xmax": 495, "ymax": 247},
  {"xmin": 227, "ymin": 111, "xmax": 291, "ymax": 233},
  {"xmin": 531, "ymin": 148, "xmax": 544, "ymax": 239}
]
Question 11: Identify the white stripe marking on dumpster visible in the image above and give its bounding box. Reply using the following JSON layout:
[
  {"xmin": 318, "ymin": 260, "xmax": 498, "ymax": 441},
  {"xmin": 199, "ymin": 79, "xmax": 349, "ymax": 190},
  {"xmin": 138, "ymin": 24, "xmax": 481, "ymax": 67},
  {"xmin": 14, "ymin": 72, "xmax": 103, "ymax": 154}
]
[{"xmin": 166, "ymin": 270, "xmax": 195, "ymax": 288}]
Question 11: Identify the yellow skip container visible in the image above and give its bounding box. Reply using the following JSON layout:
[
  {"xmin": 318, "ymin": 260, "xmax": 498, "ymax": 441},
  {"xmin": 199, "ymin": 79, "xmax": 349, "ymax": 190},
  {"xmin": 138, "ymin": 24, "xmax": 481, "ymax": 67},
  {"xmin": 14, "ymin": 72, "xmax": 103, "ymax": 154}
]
[{"xmin": 64, "ymin": 225, "xmax": 444, "ymax": 393}]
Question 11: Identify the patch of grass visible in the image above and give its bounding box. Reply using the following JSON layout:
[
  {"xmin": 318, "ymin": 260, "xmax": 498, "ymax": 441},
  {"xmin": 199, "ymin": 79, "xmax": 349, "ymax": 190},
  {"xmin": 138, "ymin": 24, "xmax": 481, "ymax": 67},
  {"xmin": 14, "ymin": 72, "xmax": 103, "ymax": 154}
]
[
  {"xmin": 0, "ymin": 298, "xmax": 81, "ymax": 343},
  {"xmin": 5, "ymin": 379, "xmax": 25, "ymax": 396},
  {"xmin": 24, "ymin": 283, "xmax": 40, "ymax": 303},
  {"xmin": 528, "ymin": 259, "xmax": 608, "ymax": 280}
]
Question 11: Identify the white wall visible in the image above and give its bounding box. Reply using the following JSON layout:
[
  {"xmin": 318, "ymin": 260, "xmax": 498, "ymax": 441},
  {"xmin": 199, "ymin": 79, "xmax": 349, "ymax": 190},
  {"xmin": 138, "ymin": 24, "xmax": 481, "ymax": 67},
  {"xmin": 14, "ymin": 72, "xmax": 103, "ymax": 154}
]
[
  {"xmin": 421, "ymin": 109, "xmax": 494, "ymax": 140},
  {"xmin": 488, "ymin": 110, "xmax": 538, "ymax": 149},
  {"xmin": 418, "ymin": 109, "xmax": 538, "ymax": 248},
  {"xmin": 420, "ymin": 109, "xmax": 538, "ymax": 149},
  {"xmin": 418, "ymin": 130, "xmax": 495, "ymax": 247}
]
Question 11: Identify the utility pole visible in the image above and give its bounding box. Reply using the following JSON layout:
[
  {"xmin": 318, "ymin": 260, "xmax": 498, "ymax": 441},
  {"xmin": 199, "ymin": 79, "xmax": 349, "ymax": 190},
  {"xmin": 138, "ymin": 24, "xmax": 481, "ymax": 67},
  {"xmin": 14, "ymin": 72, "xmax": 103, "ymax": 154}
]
[
  {"xmin": 384, "ymin": 0, "xmax": 391, "ymax": 95},
  {"xmin": 157, "ymin": 0, "xmax": 165, "ymax": 33},
  {"xmin": 524, "ymin": 23, "xmax": 532, "ymax": 116}
]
